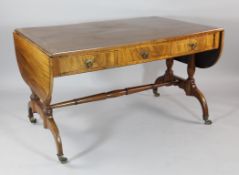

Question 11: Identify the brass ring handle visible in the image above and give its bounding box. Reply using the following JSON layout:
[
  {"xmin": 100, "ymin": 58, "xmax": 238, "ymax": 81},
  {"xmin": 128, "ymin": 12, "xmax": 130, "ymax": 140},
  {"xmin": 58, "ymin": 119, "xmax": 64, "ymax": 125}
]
[
  {"xmin": 84, "ymin": 58, "xmax": 94, "ymax": 68},
  {"xmin": 188, "ymin": 42, "xmax": 198, "ymax": 50},
  {"xmin": 140, "ymin": 51, "xmax": 149, "ymax": 59}
]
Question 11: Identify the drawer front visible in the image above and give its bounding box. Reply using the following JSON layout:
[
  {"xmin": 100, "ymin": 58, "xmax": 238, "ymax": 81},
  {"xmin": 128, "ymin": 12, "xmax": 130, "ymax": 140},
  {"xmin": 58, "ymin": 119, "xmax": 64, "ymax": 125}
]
[
  {"xmin": 122, "ymin": 42, "xmax": 171, "ymax": 64},
  {"xmin": 53, "ymin": 32, "xmax": 220, "ymax": 77},
  {"xmin": 120, "ymin": 32, "xmax": 219, "ymax": 65},
  {"xmin": 53, "ymin": 51, "xmax": 118, "ymax": 76},
  {"xmin": 171, "ymin": 33, "xmax": 219, "ymax": 56}
]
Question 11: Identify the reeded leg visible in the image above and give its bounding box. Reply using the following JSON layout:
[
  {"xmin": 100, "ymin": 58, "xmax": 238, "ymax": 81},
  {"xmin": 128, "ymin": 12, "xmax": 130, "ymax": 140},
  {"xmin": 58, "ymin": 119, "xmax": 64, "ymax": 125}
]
[
  {"xmin": 183, "ymin": 56, "xmax": 212, "ymax": 125},
  {"xmin": 153, "ymin": 59, "xmax": 174, "ymax": 97}
]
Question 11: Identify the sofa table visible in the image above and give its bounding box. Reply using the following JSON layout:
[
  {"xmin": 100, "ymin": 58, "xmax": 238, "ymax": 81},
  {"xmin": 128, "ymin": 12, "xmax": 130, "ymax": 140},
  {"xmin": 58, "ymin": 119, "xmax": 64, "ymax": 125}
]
[{"xmin": 13, "ymin": 17, "xmax": 224, "ymax": 163}]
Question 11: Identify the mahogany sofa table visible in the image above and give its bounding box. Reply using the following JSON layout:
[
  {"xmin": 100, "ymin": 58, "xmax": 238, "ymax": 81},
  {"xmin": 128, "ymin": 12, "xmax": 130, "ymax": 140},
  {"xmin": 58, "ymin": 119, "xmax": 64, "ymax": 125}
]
[{"xmin": 14, "ymin": 17, "xmax": 224, "ymax": 163}]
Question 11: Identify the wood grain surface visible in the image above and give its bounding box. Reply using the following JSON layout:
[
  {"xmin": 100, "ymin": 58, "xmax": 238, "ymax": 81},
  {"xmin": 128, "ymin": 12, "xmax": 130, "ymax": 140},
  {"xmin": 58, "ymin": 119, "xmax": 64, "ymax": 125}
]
[
  {"xmin": 14, "ymin": 32, "xmax": 53, "ymax": 104},
  {"xmin": 15, "ymin": 17, "xmax": 223, "ymax": 56},
  {"xmin": 52, "ymin": 31, "xmax": 220, "ymax": 77}
]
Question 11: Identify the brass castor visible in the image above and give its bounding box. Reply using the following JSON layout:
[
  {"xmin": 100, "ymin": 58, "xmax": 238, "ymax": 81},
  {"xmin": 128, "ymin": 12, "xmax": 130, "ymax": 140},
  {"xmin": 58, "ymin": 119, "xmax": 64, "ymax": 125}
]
[
  {"xmin": 57, "ymin": 155, "xmax": 68, "ymax": 164},
  {"xmin": 28, "ymin": 106, "xmax": 37, "ymax": 124},
  {"xmin": 29, "ymin": 117, "xmax": 37, "ymax": 124},
  {"xmin": 204, "ymin": 120, "xmax": 212, "ymax": 125},
  {"xmin": 153, "ymin": 89, "xmax": 160, "ymax": 97}
]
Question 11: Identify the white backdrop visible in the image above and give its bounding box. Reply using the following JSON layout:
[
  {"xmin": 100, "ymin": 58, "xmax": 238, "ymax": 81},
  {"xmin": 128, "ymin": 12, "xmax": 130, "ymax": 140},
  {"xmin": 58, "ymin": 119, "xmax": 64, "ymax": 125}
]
[{"xmin": 0, "ymin": 1, "xmax": 239, "ymax": 175}]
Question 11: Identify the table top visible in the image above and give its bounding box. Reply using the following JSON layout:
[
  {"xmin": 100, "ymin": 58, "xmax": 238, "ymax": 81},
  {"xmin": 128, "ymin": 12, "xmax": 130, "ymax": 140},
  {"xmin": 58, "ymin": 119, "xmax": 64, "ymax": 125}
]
[{"xmin": 15, "ymin": 16, "xmax": 222, "ymax": 57}]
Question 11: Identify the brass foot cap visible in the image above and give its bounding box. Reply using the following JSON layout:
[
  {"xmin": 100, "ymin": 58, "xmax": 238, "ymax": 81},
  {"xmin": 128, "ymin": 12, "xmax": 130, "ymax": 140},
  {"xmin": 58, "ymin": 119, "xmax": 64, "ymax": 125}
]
[
  {"xmin": 29, "ymin": 117, "xmax": 37, "ymax": 124},
  {"xmin": 153, "ymin": 89, "xmax": 160, "ymax": 97},
  {"xmin": 204, "ymin": 120, "xmax": 212, "ymax": 125},
  {"xmin": 154, "ymin": 92, "xmax": 160, "ymax": 97},
  {"xmin": 58, "ymin": 155, "xmax": 68, "ymax": 164}
]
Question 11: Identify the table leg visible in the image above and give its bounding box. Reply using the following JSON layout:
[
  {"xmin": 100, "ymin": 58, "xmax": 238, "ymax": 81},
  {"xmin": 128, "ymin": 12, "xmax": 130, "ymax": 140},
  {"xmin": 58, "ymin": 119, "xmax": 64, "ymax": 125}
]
[
  {"xmin": 182, "ymin": 56, "xmax": 212, "ymax": 125},
  {"xmin": 28, "ymin": 92, "xmax": 68, "ymax": 163},
  {"xmin": 153, "ymin": 55, "xmax": 212, "ymax": 125},
  {"xmin": 44, "ymin": 108, "xmax": 68, "ymax": 163},
  {"xmin": 153, "ymin": 58, "xmax": 174, "ymax": 96}
]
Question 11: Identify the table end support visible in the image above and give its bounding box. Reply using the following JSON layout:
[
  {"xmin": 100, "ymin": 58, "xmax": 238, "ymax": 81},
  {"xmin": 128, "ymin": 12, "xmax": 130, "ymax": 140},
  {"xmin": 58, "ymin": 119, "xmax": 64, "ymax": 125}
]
[
  {"xmin": 153, "ymin": 55, "xmax": 212, "ymax": 125},
  {"xmin": 27, "ymin": 92, "xmax": 68, "ymax": 163}
]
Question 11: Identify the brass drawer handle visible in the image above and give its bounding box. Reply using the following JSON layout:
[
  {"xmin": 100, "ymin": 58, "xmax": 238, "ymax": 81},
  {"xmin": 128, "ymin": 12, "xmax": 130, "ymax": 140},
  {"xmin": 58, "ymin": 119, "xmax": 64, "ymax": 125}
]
[
  {"xmin": 188, "ymin": 42, "xmax": 198, "ymax": 50},
  {"xmin": 140, "ymin": 50, "xmax": 149, "ymax": 59},
  {"xmin": 84, "ymin": 58, "xmax": 95, "ymax": 68}
]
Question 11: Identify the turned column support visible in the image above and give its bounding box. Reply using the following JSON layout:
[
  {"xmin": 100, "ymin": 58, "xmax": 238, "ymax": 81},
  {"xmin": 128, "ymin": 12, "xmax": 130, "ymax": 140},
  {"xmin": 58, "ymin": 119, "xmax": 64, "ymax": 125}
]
[
  {"xmin": 185, "ymin": 55, "xmax": 197, "ymax": 95},
  {"xmin": 153, "ymin": 58, "xmax": 175, "ymax": 96},
  {"xmin": 165, "ymin": 58, "xmax": 174, "ymax": 81}
]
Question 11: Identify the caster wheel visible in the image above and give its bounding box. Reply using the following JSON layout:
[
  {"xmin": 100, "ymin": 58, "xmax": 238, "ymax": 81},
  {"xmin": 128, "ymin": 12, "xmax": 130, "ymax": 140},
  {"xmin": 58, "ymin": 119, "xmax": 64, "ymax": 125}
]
[
  {"xmin": 204, "ymin": 120, "xmax": 212, "ymax": 125},
  {"xmin": 153, "ymin": 89, "xmax": 160, "ymax": 97},
  {"xmin": 154, "ymin": 92, "xmax": 160, "ymax": 97},
  {"xmin": 29, "ymin": 117, "xmax": 37, "ymax": 124},
  {"xmin": 58, "ymin": 155, "xmax": 68, "ymax": 164}
]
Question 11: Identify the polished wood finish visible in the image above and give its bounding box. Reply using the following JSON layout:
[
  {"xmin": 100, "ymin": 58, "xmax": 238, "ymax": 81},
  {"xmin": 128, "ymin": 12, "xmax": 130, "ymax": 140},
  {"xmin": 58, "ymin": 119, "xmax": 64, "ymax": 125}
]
[
  {"xmin": 153, "ymin": 56, "xmax": 211, "ymax": 124},
  {"xmin": 49, "ymin": 31, "xmax": 220, "ymax": 77},
  {"xmin": 50, "ymin": 81, "xmax": 178, "ymax": 109},
  {"xmin": 14, "ymin": 33, "xmax": 53, "ymax": 105},
  {"xmin": 28, "ymin": 93, "xmax": 67, "ymax": 163},
  {"xmin": 14, "ymin": 17, "xmax": 224, "ymax": 163},
  {"xmin": 15, "ymin": 17, "xmax": 222, "ymax": 56}
]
